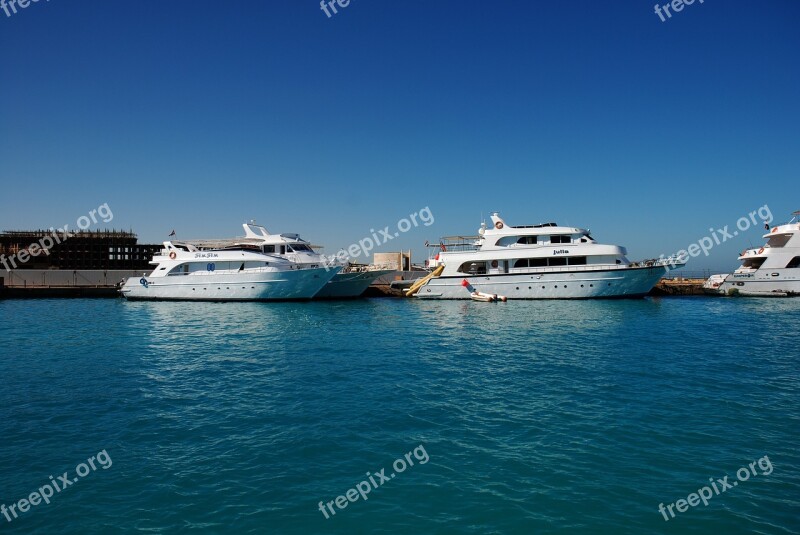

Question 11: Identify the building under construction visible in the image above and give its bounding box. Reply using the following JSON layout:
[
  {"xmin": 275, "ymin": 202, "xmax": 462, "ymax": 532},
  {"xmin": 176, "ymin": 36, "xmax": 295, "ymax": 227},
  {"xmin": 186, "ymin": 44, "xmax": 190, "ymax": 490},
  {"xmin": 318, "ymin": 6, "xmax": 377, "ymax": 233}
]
[{"xmin": 0, "ymin": 229, "xmax": 160, "ymax": 270}]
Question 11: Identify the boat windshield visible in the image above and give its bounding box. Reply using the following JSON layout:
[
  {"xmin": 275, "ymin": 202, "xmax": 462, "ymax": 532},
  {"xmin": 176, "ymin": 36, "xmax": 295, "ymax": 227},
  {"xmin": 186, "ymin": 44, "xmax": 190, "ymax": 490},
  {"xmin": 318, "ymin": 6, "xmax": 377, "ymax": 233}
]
[
  {"xmin": 288, "ymin": 244, "xmax": 313, "ymax": 252},
  {"xmin": 437, "ymin": 236, "xmax": 481, "ymax": 253}
]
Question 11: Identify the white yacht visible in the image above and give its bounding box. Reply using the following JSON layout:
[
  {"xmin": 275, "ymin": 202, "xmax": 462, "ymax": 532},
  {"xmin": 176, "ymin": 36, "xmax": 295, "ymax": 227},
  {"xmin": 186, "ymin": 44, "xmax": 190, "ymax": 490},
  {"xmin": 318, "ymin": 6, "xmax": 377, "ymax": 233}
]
[
  {"xmin": 408, "ymin": 212, "xmax": 685, "ymax": 299},
  {"xmin": 314, "ymin": 263, "xmax": 396, "ymax": 299},
  {"xmin": 120, "ymin": 225, "xmax": 340, "ymax": 301},
  {"xmin": 704, "ymin": 211, "xmax": 800, "ymax": 297},
  {"xmin": 233, "ymin": 223, "xmax": 395, "ymax": 299}
]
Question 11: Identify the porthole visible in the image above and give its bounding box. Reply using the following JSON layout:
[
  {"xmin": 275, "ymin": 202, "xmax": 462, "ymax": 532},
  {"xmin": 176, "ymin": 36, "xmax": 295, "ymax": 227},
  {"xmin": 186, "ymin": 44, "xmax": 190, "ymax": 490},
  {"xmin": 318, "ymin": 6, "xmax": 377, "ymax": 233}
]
[{"xmin": 516, "ymin": 287, "xmax": 520, "ymax": 290}]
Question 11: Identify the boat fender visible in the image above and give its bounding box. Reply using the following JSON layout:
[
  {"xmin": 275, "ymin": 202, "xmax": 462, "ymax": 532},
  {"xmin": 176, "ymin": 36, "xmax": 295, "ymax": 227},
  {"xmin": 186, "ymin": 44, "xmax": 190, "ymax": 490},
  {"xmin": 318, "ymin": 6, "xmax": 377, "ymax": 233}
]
[
  {"xmin": 169, "ymin": 251, "xmax": 177, "ymax": 259},
  {"xmin": 758, "ymin": 247, "xmax": 765, "ymax": 254}
]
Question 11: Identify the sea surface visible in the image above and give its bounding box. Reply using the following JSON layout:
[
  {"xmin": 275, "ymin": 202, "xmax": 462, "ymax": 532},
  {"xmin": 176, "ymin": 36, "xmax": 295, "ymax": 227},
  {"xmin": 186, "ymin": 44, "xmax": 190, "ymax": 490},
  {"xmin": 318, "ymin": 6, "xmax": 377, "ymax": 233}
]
[{"xmin": 0, "ymin": 297, "xmax": 798, "ymax": 534}]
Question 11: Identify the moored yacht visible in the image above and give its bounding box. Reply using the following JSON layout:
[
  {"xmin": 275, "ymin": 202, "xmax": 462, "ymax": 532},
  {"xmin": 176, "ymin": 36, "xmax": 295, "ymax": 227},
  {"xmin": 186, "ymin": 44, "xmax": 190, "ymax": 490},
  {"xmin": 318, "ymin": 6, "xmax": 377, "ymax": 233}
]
[
  {"xmin": 233, "ymin": 223, "xmax": 395, "ymax": 298},
  {"xmin": 704, "ymin": 211, "xmax": 800, "ymax": 297},
  {"xmin": 408, "ymin": 212, "xmax": 685, "ymax": 299},
  {"xmin": 120, "ymin": 227, "xmax": 340, "ymax": 301},
  {"xmin": 314, "ymin": 263, "xmax": 397, "ymax": 299}
]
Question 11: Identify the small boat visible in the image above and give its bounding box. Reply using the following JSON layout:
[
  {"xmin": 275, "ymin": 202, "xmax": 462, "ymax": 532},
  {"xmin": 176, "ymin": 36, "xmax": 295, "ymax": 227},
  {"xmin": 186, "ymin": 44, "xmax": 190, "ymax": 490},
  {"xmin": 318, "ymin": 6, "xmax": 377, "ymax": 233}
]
[
  {"xmin": 462, "ymin": 278, "xmax": 507, "ymax": 302},
  {"xmin": 470, "ymin": 291, "xmax": 496, "ymax": 302}
]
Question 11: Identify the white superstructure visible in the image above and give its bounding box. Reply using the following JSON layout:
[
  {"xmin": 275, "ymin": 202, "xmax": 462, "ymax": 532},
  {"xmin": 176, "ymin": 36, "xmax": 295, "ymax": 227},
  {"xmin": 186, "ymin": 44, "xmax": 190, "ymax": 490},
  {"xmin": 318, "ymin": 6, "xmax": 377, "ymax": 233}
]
[
  {"xmin": 411, "ymin": 212, "xmax": 685, "ymax": 299},
  {"xmin": 235, "ymin": 223, "xmax": 394, "ymax": 298},
  {"xmin": 120, "ymin": 224, "xmax": 340, "ymax": 301},
  {"xmin": 704, "ymin": 211, "xmax": 800, "ymax": 297}
]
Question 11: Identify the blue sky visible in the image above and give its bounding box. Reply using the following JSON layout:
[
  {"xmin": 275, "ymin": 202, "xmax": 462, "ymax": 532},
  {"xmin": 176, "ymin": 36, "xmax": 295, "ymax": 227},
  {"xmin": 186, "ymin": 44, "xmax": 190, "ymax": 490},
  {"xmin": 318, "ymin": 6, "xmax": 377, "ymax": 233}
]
[{"xmin": 1, "ymin": 0, "xmax": 798, "ymax": 271}]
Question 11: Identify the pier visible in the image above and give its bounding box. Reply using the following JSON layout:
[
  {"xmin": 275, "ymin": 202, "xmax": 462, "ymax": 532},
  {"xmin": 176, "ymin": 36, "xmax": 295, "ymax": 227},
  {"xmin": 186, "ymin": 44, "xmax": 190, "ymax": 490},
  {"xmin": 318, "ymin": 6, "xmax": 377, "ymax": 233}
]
[{"xmin": 0, "ymin": 270, "xmax": 145, "ymax": 298}]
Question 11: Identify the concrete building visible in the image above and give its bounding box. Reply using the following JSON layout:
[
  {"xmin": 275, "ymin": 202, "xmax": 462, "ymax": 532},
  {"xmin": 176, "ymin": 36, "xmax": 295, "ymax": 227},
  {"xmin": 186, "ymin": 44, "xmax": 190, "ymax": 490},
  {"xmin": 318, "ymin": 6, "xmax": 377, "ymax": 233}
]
[{"xmin": 373, "ymin": 251, "xmax": 411, "ymax": 271}]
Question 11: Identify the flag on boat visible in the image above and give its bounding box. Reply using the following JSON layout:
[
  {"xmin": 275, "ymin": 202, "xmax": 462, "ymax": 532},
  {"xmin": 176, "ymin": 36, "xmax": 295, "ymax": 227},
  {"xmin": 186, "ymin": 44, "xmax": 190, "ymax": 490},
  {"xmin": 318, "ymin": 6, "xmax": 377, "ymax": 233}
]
[{"xmin": 169, "ymin": 230, "xmax": 176, "ymax": 236}]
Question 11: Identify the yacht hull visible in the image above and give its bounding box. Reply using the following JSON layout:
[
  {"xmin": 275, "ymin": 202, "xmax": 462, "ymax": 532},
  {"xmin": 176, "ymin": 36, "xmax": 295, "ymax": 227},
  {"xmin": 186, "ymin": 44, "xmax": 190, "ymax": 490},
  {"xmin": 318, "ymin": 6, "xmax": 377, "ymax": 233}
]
[
  {"xmin": 314, "ymin": 269, "xmax": 396, "ymax": 299},
  {"xmin": 414, "ymin": 266, "xmax": 668, "ymax": 299},
  {"xmin": 120, "ymin": 267, "xmax": 338, "ymax": 301},
  {"xmin": 716, "ymin": 271, "xmax": 800, "ymax": 297}
]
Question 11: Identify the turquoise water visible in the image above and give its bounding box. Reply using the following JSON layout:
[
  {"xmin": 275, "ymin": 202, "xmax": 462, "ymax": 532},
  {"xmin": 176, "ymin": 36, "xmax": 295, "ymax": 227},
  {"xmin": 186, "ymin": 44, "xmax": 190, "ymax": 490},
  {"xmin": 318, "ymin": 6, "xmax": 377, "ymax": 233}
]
[{"xmin": 0, "ymin": 297, "xmax": 798, "ymax": 534}]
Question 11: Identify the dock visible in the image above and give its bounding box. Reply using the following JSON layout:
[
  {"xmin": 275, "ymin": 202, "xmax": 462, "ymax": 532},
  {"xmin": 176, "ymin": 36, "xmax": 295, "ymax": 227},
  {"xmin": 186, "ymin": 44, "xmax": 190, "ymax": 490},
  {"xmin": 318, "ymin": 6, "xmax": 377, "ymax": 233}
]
[{"xmin": 0, "ymin": 270, "xmax": 144, "ymax": 299}]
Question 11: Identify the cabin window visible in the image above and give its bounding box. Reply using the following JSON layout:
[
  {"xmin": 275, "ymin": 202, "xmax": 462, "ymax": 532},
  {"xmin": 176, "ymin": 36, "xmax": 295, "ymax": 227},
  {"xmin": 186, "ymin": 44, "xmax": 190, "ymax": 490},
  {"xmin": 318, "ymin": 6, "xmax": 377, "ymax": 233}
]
[
  {"xmin": 288, "ymin": 244, "xmax": 312, "ymax": 252},
  {"xmin": 514, "ymin": 259, "xmax": 528, "ymax": 268},
  {"xmin": 549, "ymin": 257, "xmax": 567, "ymax": 266},
  {"xmin": 457, "ymin": 261, "xmax": 487, "ymax": 275},
  {"xmin": 517, "ymin": 236, "xmax": 538, "ymax": 245},
  {"xmin": 280, "ymin": 246, "xmax": 286, "ymax": 254},
  {"xmin": 743, "ymin": 258, "xmax": 766, "ymax": 269},
  {"xmin": 530, "ymin": 258, "xmax": 547, "ymax": 267},
  {"xmin": 551, "ymin": 235, "xmax": 572, "ymax": 244},
  {"xmin": 168, "ymin": 263, "xmax": 189, "ymax": 275},
  {"xmin": 786, "ymin": 256, "xmax": 800, "ymax": 269},
  {"xmin": 568, "ymin": 256, "xmax": 587, "ymax": 265},
  {"xmin": 263, "ymin": 245, "xmax": 275, "ymax": 253}
]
